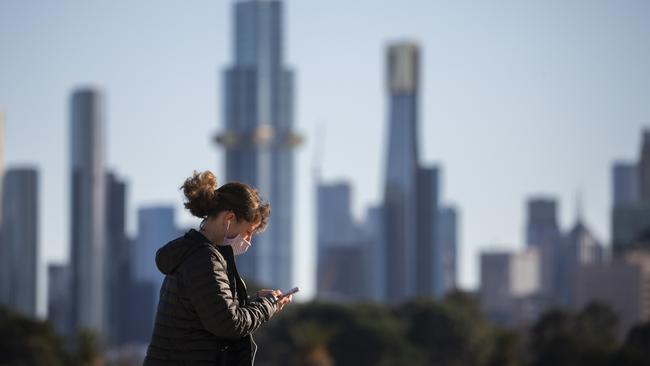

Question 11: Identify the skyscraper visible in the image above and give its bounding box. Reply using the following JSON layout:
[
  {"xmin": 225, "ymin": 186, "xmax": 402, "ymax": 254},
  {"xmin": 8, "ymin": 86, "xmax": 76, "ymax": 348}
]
[
  {"xmin": 612, "ymin": 204, "xmax": 650, "ymax": 252},
  {"xmin": 436, "ymin": 205, "xmax": 458, "ymax": 298},
  {"xmin": 316, "ymin": 182, "xmax": 369, "ymax": 301},
  {"xmin": 134, "ymin": 205, "xmax": 178, "ymax": 331},
  {"xmin": 415, "ymin": 166, "xmax": 439, "ymax": 297},
  {"xmin": 105, "ymin": 172, "xmax": 129, "ymax": 345},
  {"xmin": 525, "ymin": 198, "xmax": 561, "ymax": 302},
  {"xmin": 364, "ymin": 205, "xmax": 385, "ymax": 302},
  {"xmin": 48, "ymin": 264, "xmax": 70, "ymax": 336},
  {"xmin": 0, "ymin": 110, "xmax": 5, "ymax": 223},
  {"xmin": 0, "ymin": 110, "xmax": 4, "ymax": 307},
  {"xmin": 613, "ymin": 162, "xmax": 639, "ymax": 208},
  {"xmin": 317, "ymin": 182, "xmax": 354, "ymax": 251},
  {"xmin": 383, "ymin": 42, "xmax": 420, "ymax": 303},
  {"xmin": 134, "ymin": 206, "xmax": 177, "ymax": 288},
  {"xmin": 215, "ymin": 0, "xmax": 301, "ymax": 291},
  {"xmin": 69, "ymin": 88, "xmax": 107, "ymax": 333},
  {"xmin": 639, "ymin": 130, "xmax": 650, "ymax": 203},
  {"xmin": 612, "ymin": 130, "xmax": 650, "ymax": 253},
  {"xmin": 0, "ymin": 168, "xmax": 39, "ymax": 318}
]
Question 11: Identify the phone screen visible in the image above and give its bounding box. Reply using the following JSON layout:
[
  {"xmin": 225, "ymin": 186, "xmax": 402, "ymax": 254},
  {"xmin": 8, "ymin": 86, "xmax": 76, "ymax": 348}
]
[{"xmin": 279, "ymin": 286, "xmax": 300, "ymax": 299}]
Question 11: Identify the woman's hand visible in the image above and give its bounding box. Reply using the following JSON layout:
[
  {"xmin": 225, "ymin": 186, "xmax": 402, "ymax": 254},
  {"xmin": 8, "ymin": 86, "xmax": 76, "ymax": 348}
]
[
  {"xmin": 257, "ymin": 289, "xmax": 292, "ymax": 311},
  {"xmin": 275, "ymin": 290, "xmax": 292, "ymax": 312}
]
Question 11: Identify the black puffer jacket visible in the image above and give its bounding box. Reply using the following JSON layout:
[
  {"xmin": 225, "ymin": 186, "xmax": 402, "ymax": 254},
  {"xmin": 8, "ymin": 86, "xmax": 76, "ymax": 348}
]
[{"xmin": 143, "ymin": 229, "xmax": 277, "ymax": 366}]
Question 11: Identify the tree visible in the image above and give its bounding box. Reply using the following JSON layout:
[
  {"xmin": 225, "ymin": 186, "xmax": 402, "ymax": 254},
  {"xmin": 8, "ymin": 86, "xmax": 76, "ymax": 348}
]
[
  {"xmin": 486, "ymin": 329, "xmax": 522, "ymax": 366},
  {"xmin": 255, "ymin": 301, "xmax": 423, "ymax": 366},
  {"xmin": 396, "ymin": 291, "xmax": 492, "ymax": 366},
  {"xmin": 530, "ymin": 309, "xmax": 580, "ymax": 366},
  {"xmin": 612, "ymin": 321, "xmax": 650, "ymax": 366},
  {"xmin": 0, "ymin": 306, "xmax": 71, "ymax": 366},
  {"xmin": 530, "ymin": 303, "xmax": 619, "ymax": 366},
  {"xmin": 75, "ymin": 328, "xmax": 103, "ymax": 366}
]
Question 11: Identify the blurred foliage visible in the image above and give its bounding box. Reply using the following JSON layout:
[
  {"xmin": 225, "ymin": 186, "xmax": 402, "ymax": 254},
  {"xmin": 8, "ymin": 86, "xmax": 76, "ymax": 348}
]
[
  {"xmin": 529, "ymin": 302, "xmax": 619, "ymax": 366},
  {"xmin": 611, "ymin": 321, "xmax": 650, "ymax": 366},
  {"xmin": 0, "ymin": 305, "xmax": 71, "ymax": 366},
  {"xmin": 3, "ymin": 294, "xmax": 650, "ymax": 366},
  {"xmin": 75, "ymin": 328, "xmax": 103, "ymax": 366},
  {"xmin": 395, "ymin": 291, "xmax": 492, "ymax": 366},
  {"xmin": 254, "ymin": 292, "xmax": 650, "ymax": 366},
  {"xmin": 254, "ymin": 301, "xmax": 423, "ymax": 366},
  {"xmin": 486, "ymin": 329, "xmax": 522, "ymax": 366},
  {"xmin": 0, "ymin": 306, "xmax": 103, "ymax": 366}
]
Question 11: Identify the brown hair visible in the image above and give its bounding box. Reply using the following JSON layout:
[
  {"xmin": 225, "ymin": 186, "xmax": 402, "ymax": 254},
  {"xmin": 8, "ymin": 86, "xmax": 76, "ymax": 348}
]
[{"xmin": 180, "ymin": 170, "xmax": 270, "ymax": 233}]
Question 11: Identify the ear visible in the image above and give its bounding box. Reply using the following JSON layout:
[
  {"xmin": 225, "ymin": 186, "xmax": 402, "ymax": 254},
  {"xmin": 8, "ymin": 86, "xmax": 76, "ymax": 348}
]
[{"xmin": 223, "ymin": 211, "xmax": 235, "ymax": 224}]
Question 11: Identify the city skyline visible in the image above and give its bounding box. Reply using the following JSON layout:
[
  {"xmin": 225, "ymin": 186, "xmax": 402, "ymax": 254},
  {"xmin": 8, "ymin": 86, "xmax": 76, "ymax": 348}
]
[{"xmin": 1, "ymin": 0, "xmax": 649, "ymax": 302}]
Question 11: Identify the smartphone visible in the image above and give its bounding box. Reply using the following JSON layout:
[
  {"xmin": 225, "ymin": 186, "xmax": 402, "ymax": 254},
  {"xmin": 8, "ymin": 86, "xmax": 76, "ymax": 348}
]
[{"xmin": 278, "ymin": 286, "xmax": 300, "ymax": 299}]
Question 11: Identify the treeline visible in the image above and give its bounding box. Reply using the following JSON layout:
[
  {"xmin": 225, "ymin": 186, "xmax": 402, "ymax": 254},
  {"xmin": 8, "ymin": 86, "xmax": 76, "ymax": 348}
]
[
  {"xmin": 0, "ymin": 306, "xmax": 101, "ymax": 366},
  {"xmin": 1, "ymin": 291, "xmax": 650, "ymax": 366},
  {"xmin": 254, "ymin": 291, "xmax": 650, "ymax": 366}
]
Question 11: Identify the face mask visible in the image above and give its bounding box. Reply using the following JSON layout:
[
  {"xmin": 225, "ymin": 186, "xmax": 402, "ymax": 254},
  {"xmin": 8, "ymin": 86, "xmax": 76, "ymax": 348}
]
[{"xmin": 224, "ymin": 220, "xmax": 251, "ymax": 256}]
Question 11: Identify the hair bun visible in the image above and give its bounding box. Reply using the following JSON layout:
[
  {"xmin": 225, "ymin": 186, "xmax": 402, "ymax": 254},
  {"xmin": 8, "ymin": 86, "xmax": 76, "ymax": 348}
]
[{"xmin": 180, "ymin": 170, "xmax": 219, "ymax": 218}]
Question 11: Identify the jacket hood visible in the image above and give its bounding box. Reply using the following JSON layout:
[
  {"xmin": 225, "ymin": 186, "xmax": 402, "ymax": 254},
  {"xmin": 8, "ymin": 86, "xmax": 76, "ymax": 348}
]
[{"xmin": 155, "ymin": 229, "xmax": 214, "ymax": 275}]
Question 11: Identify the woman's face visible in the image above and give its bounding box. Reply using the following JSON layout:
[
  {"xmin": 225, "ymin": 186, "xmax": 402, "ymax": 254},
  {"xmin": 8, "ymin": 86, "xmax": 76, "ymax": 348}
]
[{"xmin": 222, "ymin": 211, "xmax": 260, "ymax": 242}]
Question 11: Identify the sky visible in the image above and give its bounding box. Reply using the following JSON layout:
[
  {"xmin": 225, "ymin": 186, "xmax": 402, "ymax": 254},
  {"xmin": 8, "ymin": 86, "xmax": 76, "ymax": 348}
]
[{"xmin": 1, "ymin": 0, "xmax": 649, "ymax": 307}]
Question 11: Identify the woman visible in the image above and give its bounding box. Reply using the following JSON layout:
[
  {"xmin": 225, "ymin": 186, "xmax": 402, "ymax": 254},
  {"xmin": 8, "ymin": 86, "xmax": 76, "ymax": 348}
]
[{"xmin": 143, "ymin": 170, "xmax": 292, "ymax": 366}]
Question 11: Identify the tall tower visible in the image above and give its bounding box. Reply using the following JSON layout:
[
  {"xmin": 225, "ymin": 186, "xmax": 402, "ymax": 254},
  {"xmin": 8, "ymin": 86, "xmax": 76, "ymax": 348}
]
[
  {"xmin": 0, "ymin": 168, "xmax": 39, "ymax": 318},
  {"xmin": 316, "ymin": 182, "xmax": 368, "ymax": 301},
  {"xmin": 639, "ymin": 130, "xmax": 650, "ymax": 204},
  {"xmin": 525, "ymin": 198, "xmax": 561, "ymax": 303},
  {"xmin": 436, "ymin": 205, "xmax": 458, "ymax": 298},
  {"xmin": 70, "ymin": 88, "xmax": 106, "ymax": 334},
  {"xmin": 105, "ymin": 172, "xmax": 129, "ymax": 345},
  {"xmin": 0, "ymin": 109, "xmax": 5, "ymax": 223},
  {"xmin": 612, "ymin": 162, "xmax": 639, "ymax": 208},
  {"xmin": 415, "ymin": 166, "xmax": 439, "ymax": 297},
  {"xmin": 215, "ymin": 0, "xmax": 301, "ymax": 291},
  {"xmin": 317, "ymin": 183, "xmax": 354, "ymax": 252},
  {"xmin": 612, "ymin": 131, "xmax": 650, "ymax": 253},
  {"xmin": 383, "ymin": 42, "xmax": 420, "ymax": 303},
  {"xmin": 135, "ymin": 205, "xmax": 177, "ymax": 330},
  {"xmin": 48, "ymin": 264, "xmax": 70, "ymax": 336}
]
